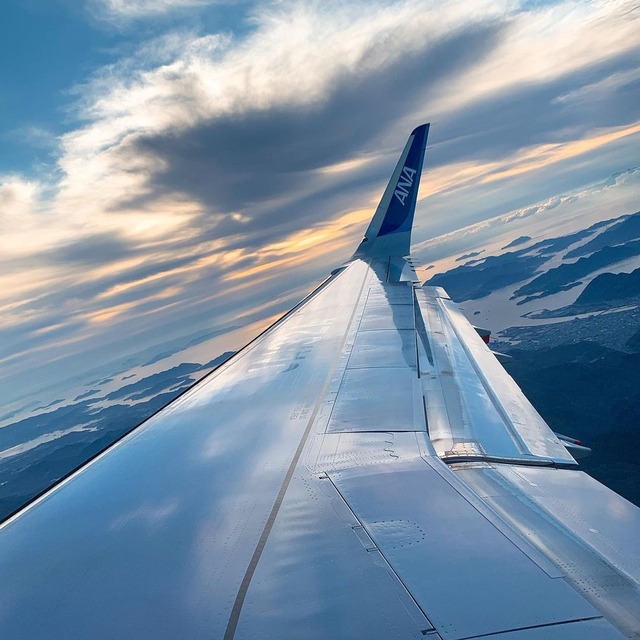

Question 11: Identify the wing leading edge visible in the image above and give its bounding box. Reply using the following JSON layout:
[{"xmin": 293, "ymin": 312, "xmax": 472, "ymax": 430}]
[{"xmin": 1, "ymin": 125, "xmax": 639, "ymax": 640}]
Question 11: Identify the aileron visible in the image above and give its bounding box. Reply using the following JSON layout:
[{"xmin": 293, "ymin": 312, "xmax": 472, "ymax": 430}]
[{"xmin": 416, "ymin": 285, "xmax": 576, "ymax": 465}]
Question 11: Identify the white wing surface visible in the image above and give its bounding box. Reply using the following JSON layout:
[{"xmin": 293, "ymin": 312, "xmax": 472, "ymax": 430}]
[{"xmin": 1, "ymin": 124, "xmax": 639, "ymax": 639}]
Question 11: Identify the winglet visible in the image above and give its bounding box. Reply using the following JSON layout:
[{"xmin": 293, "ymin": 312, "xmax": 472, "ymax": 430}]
[{"xmin": 354, "ymin": 123, "xmax": 429, "ymax": 258}]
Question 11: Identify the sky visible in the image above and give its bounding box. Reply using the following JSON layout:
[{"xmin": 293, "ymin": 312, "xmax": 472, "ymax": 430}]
[{"xmin": 1, "ymin": 0, "xmax": 639, "ymax": 415}]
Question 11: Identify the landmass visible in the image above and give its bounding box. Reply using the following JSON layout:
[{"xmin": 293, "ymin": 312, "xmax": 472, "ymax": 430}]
[
  {"xmin": 427, "ymin": 209, "xmax": 640, "ymax": 506},
  {"xmin": 501, "ymin": 235, "xmax": 531, "ymax": 249},
  {"xmin": 455, "ymin": 249, "xmax": 485, "ymax": 262},
  {"xmin": 0, "ymin": 351, "xmax": 234, "ymax": 520}
]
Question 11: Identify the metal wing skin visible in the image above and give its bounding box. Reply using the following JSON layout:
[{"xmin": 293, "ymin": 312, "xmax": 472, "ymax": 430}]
[{"xmin": 2, "ymin": 125, "xmax": 639, "ymax": 640}]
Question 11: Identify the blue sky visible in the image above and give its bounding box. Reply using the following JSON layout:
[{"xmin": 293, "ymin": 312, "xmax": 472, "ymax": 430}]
[{"xmin": 1, "ymin": 0, "xmax": 639, "ymax": 414}]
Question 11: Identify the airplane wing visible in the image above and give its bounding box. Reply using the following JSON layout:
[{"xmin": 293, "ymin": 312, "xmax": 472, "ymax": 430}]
[{"xmin": 2, "ymin": 125, "xmax": 639, "ymax": 640}]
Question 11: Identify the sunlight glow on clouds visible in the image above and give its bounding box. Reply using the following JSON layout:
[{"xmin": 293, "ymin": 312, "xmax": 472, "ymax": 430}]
[
  {"xmin": 1, "ymin": 0, "xmax": 639, "ymax": 406},
  {"xmin": 483, "ymin": 123, "xmax": 640, "ymax": 183},
  {"xmin": 420, "ymin": 122, "xmax": 640, "ymax": 202}
]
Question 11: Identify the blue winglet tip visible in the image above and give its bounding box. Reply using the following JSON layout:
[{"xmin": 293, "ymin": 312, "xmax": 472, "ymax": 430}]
[{"xmin": 411, "ymin": 122, "xmax": 430, "ymax": 137}]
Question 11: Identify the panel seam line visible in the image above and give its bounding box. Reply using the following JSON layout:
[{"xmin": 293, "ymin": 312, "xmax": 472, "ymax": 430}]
[
  {"xmin": 457, "ymin": 615, "xmax": 603, "ymax": 639},
  {"xmin": 223, "ymin": 264, "xmax": 370, "ymax": 640}
]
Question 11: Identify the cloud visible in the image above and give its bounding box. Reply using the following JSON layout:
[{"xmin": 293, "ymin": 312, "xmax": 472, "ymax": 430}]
[
  {"xmin": 421, "ymin": 122, "xmax": 640, "ymax": 201},
  {"xmin": 89, "ymin": 0, "xmax": 223, "ymax": 23},
  {"xmin": 554, "ymin": 67, "xmax": 640, "ymax": 107},
  {"xmin": 428, "ymin": 0, "xmax": 640, "ymax": 116},
  {"xmin": 47, "ymin": 232, "xmax": 139, "ymax": 265},
  {"xmin": 2, "ymin": 0, "xmax": 640, "ymax": 405},
  {"xmin": 63, "ymin": 1, "xmax": 506, "ymax": 219},
  {"xmin": 0, "ymin": 177, "xmax": 40, "ymax": 221},
  {"xmin": 48, "ymin": 0, "xmax": 640, "ymax": 225}
]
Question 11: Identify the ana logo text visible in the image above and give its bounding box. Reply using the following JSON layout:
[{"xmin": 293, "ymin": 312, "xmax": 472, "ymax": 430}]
[{"xmin": 394, "ymin": 166, "xmax": 417, "ymax": 205}]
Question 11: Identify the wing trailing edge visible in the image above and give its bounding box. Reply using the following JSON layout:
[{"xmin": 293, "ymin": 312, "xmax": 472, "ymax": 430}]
[{"xmin": 354, "ymin": 123, "xmax": 429, "ymax": 259}]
